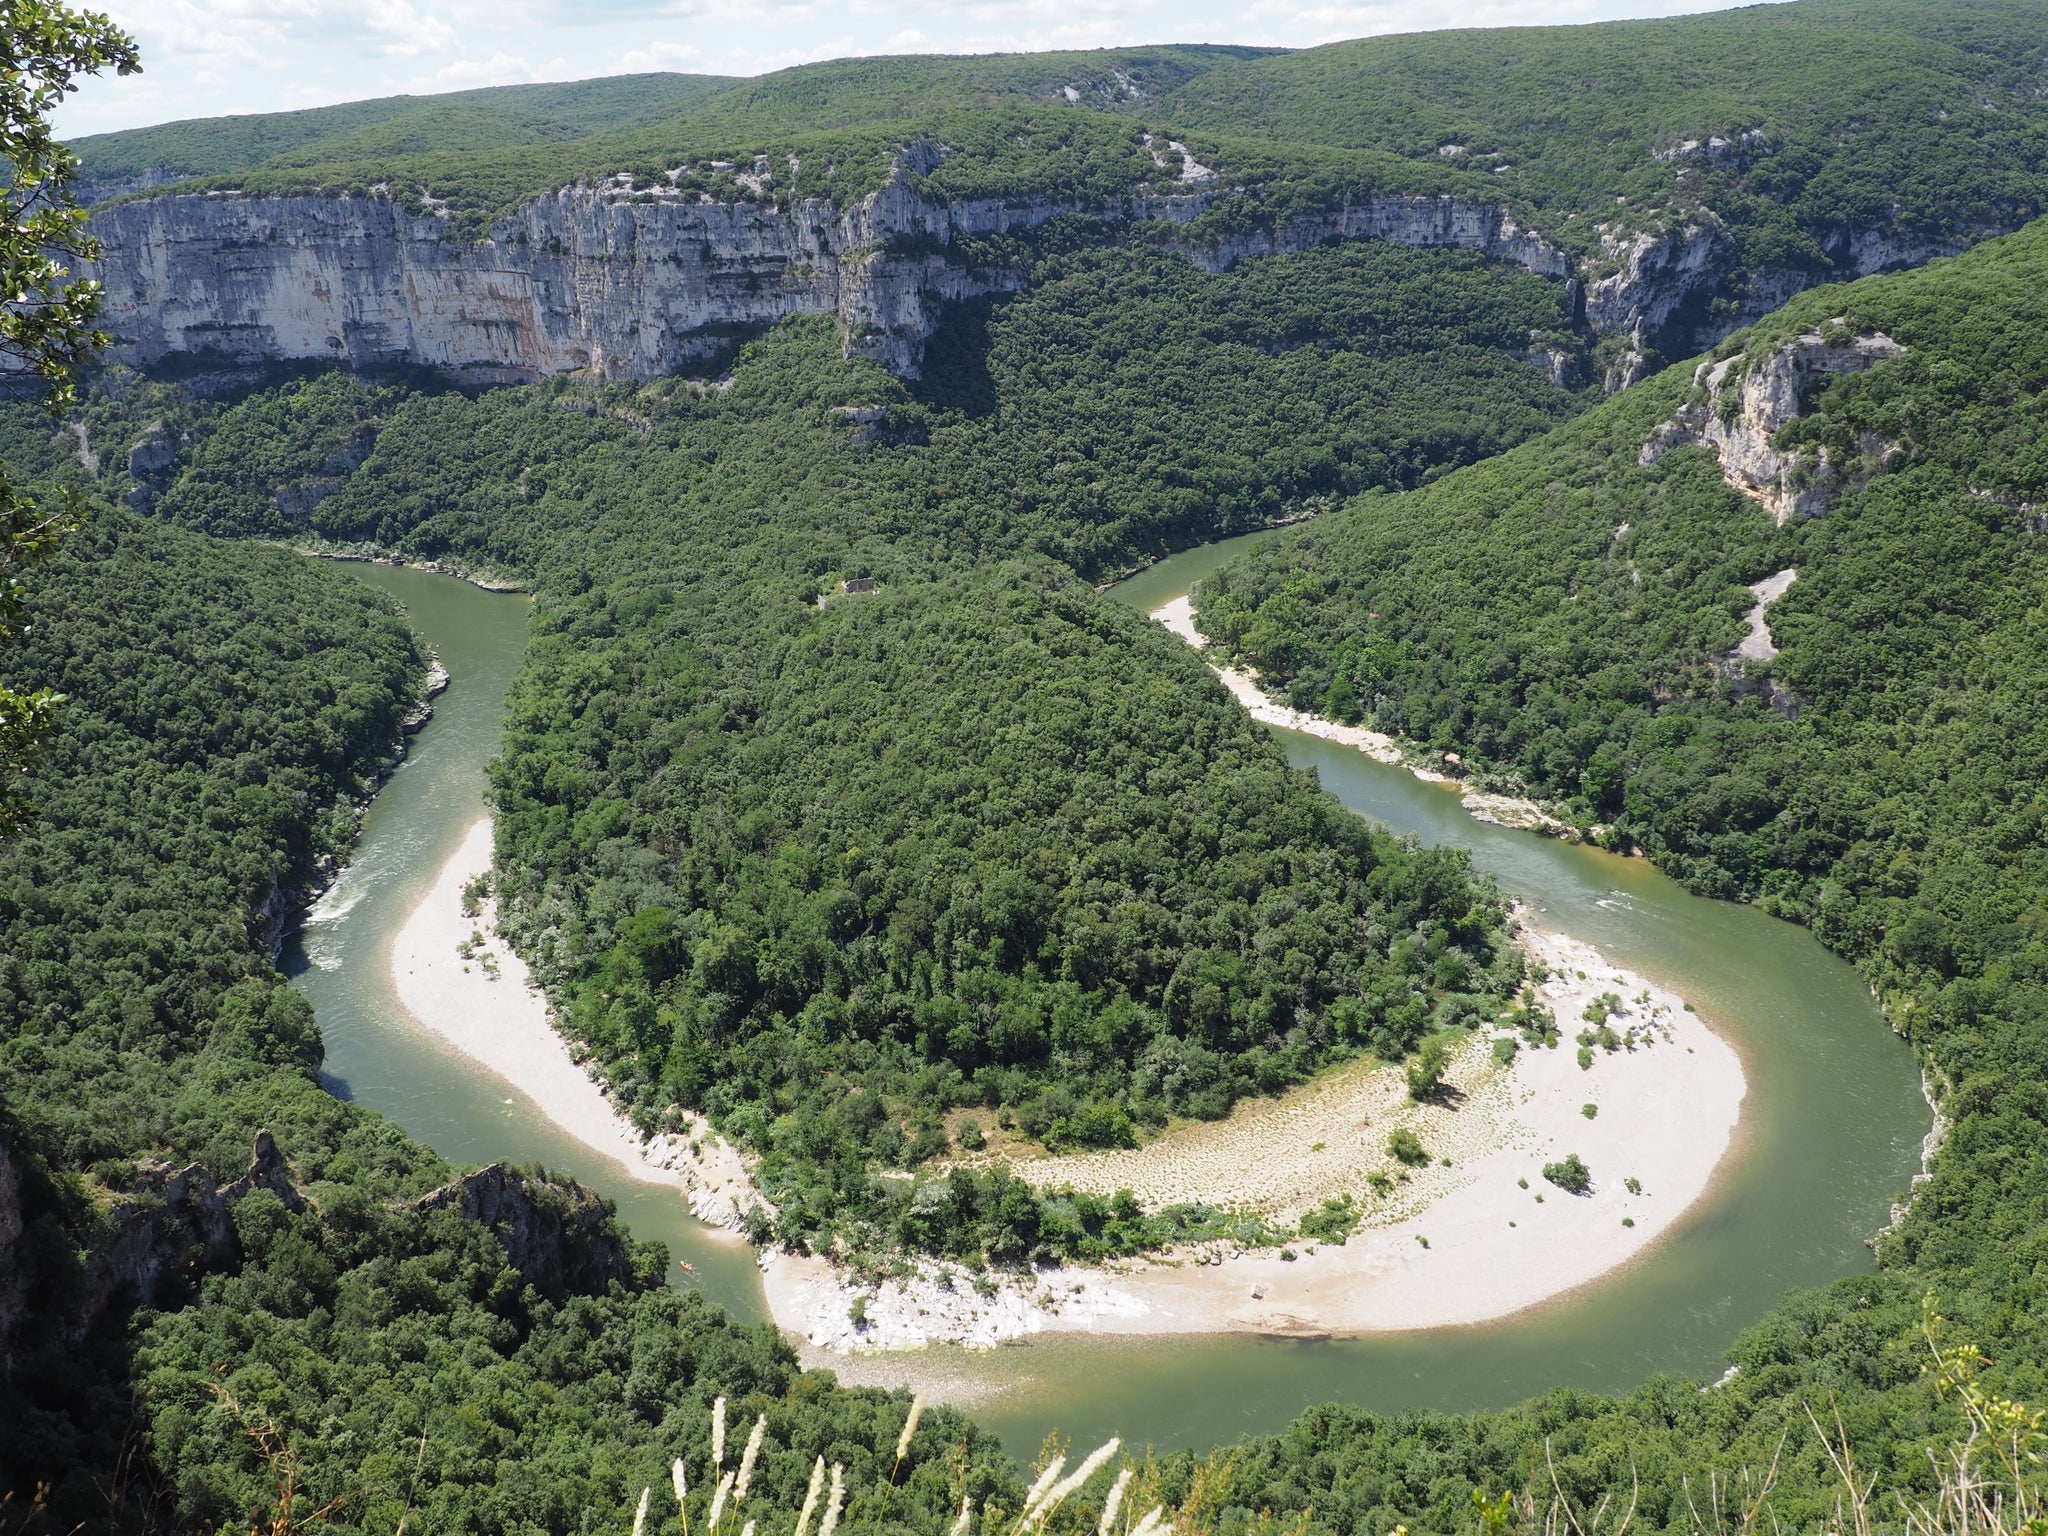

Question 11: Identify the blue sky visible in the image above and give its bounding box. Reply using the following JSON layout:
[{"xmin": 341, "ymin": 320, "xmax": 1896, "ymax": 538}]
[{"xmin": 59, "ymin": 0, "xmax": 1739, "ymax": 140}]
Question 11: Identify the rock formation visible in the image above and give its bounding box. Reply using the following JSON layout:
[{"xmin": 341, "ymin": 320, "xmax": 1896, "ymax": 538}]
[
  {"xmin": 83, "ymin": 131, "xmax": 1989, "ymax": 393},
  {"xmin": 1588, "ymin": 216, "xmax": 1965, "ymax": 387},
  {"xmin": 0, "ymin": 1129, "xmax": 648, "ymax": 1378},
  {"xmin": 412, "ymin": 1163, "xmax": 646, "ymax": 1300},
  {"xmin": 1639, "ymin": 329, "xmax": 1907, "ymax": 520},
  {"xmin": 82, "ymin": 148, "xmax": 1569, "ymax": 384}
]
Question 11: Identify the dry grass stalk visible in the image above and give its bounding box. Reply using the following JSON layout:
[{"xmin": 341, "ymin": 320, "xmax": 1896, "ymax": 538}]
[
  {"xmin": 820, "ymin": 1464, "xmax": 846, "ymax": 1536},
  {"xmin": 1100, "ymin": 1470, "xmax": 1134, "ymax": 1536},
  {"xmin": 1679, "ymin": 1433, "xmax": 1786, "ymax": 1536},
  {"xmin": 1807, "ymin": 1298, "xmax": 2046, "ymax": 1536},
  {"xmin": 736, "ymin": 1415, "xmax": 767, "ymax": 1505},
  {"xmin": 1021, "ymin": 1458, "xmax": 1066, "ymax": 1524},
  {"xmin": 794, "ymin": 1456, "xmax": 827, "ymax": 1536}
]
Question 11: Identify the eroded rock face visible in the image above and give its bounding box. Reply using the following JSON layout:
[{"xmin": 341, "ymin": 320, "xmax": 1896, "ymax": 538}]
[
  {"xmin": 411, "ymin": 1164, "xmax": 644, "ymax": 1300},
  {"xmin": 1588, "ymin": 219, "xmax": 1970, "ymax": 388},
  {"xmin": 1639, "ymin": 329, "xmax": 1906, "ymax": 521},
  {"xmin": 82, "ymin": 1156, "xmax": 241, "ymax": 1316},
  {"xmin": 84, "ymin": 158, "xmax": 1570, "ymax": 383},
  {"xmin": 0, "ymin": 1129, "xmax": 647, "ymax": 1378}
]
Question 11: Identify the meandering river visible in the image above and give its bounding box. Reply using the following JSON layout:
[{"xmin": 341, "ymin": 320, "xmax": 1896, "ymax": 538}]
[{"xmin": 292, "ymin": 550, "xmax": 1927, "ymax": 1462}]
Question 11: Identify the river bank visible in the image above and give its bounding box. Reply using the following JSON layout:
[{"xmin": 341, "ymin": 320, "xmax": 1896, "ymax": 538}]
[
  {"xmin": 394, "ymin": 823, "xmax": 1743, "ymax": 1352},
  {"xmin": 1151, "ymin": 596, "xmax": 1581, "ymax": 839},
  {"xmin": 389, "ymin": 816, "xmax": 754, "ymax": 1233},
  {"xmin": 318, "ymin": 556, "xmax": 1919, "ymax": 1450},
  {"xmin": 762, "ymin": 921, "xmax": 1742, "ymax": 1348}
]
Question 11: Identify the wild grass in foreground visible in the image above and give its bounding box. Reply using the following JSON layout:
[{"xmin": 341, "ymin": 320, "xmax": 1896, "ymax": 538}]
[{"xmin": 143, "ymin": 1295, "xmax": 2042, "ymax": 1536}]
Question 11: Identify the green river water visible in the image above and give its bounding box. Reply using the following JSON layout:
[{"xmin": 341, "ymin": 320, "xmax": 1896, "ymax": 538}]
[{"xmin": 292, "ymin": 549, "xmax": 1928, "ymax": 1463}]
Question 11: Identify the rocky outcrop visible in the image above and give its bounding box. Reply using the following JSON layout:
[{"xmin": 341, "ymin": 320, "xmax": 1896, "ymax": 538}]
[
  {"xmin": 1639, "ymin": 329, "xmax": 1906, "ymax": 520},
  {"xmin": 0, "ymin": 1129, "xmax": 646, "ymax": 1378},
  {"xmin": 1162, "ymin": 196, "xmax": 1566, "ymax": 279},
  {"xmin": 1714, "ymin": 568, "xmax": 1803, "ymax": 717},
  {"xmin": 411, "ymin": 1164, "xmax": 644, "ymax": 1300},
  {"xmin": 0, "ymin": 1140, "xmax": 27, "ymax": 1368},
  {"xmin": 82, "ymin": 1154, "xmax": 242, "ymax": 1316},
  {"xmin": 402, "ymin": 653, "xmax": 450, "ymax": 733},
  {"xmin": 83, "ymin": 152, "xmax": 1572, "ymax": 383},
  {"xmin": 1589, "ymin": 216, "xmax": 1972, "ymax": 386}
]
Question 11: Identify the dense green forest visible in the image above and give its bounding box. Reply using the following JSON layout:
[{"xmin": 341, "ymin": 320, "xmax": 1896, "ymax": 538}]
[
  {"xmin": 0, "ymin": 514, "xmax": 1022, "ymax": 1533},
  {"xmin": 25, "ymin": 6, "xmax": 2048, "ymax": 1533},
  {"xmin": 105, "ymin": 232, "xmax": 1580, "ymax": 1258},
  {"xmin": 1196, "ymin": 212, "xmax": 2048, "ymax": 1450},
  {"xmin": 69, "ymin": 74, "xmax": 736, "ymax": 191}
]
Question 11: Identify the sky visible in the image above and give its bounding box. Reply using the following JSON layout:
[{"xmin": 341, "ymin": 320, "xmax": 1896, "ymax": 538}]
[{"xmin": 57, "ymin": 0, "xmax": 1738, "ymax": 141}]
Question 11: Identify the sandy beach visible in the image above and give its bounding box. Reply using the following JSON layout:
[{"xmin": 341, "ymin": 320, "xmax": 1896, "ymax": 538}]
[
  {"xmin": 761, "ymin": 921, "xmax": 1744, "ymax": 1348},
  {"xmin": 389, "ymin": 816, "xmax": 754, "ymax": 1231},
  {"xmin": 394, "ymin": 650, "xmax": 1746, "ymax": 1353}
]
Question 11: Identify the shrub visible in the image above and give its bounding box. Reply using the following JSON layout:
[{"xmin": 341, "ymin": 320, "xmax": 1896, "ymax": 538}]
[
  {"xmin": 1299, "ymin": 1195, "xmax": 1360, "ymax": 1244},
  {"xmin": 1543, "ymin": 1153, "xmax": 1592, "ymax": 1194},
  {"xmin": 1388, "ymin": 1127, "xmax": 1429, "ymax": 1166}
]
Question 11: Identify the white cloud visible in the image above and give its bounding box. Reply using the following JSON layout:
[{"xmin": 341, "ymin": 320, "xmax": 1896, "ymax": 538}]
[
  {"xmin": 402, "ymin": 50, "xmax": 572, "ymax": 89},
  {"xmin": 617, "ymin": 39, "xmax": 705, "ymax": 70}
]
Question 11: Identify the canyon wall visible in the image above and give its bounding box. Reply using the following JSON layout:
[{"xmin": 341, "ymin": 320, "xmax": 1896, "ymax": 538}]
[
  {"xmin": 85, "ymin": 150, "xmax": 1989, "ymax": 385},
  {"xmin": 83, "ymin": 160, "xmax": 1570, "ymax": 383}
]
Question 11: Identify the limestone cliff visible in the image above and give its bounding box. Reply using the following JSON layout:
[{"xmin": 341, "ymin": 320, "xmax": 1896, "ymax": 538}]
[
  {"xmin": 1588, "ymin": 216, "xmax": 1962, "ymax": 387},
  {"xmin": 84, "ymin": 153, "xmax": 1569, "ymax": 383},
  {"xmin": 411, "ymin": 1163, "xmax": 648, "ymax": 1300},
  {"xmin": 0, "ymin": 1129, "xmax": 647, "ymax": 1378},
  {"xmin": 1639, "ymin": 329, "xmax": 1907, "ymax": 521},
  {"xmin": 85, "ymin": 139, "xmax": 1983, "ymax": 390}
]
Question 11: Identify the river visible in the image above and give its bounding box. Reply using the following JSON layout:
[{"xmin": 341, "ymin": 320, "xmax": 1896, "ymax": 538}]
[{"xmin": 290, "ymin": 549, "xmax": 1928, "ymax": 1463}]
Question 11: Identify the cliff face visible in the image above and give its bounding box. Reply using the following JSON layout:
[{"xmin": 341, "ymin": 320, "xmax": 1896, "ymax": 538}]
[
  {"xmin": 86, "ymin": 148, "xmax": 1981, "ymax": 387},
  {"xmin": 411, "ymin": 1163, "xmax": 647, "ymax": 1300},
  {"xmin": 1639, "ymin": 329, "xmax": 1907, "ymax": 521},
  {"xmin": 85, "ymin": 162, "xmax": 1570, "ymax": 383},
  {"xmin": 0, "ymin": 1130, "xmax": 645, "ymax": 1379},
  {"xmin": 1588, "ymin": 217, "xmax": 1968, "ymax": 387}
]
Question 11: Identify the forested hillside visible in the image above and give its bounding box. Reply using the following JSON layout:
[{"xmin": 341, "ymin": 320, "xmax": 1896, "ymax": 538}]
[
  {"xmin": 68, "ymin": 74, "xmax": 736, "ymax": 196},
  {"xmin": 97, "ymin": 230, "xmax": 1576, "ymax": 1258},
  {"xmin": 26, "ymin": 6, "xmax": 2048, "ymax": 1534},
  {"xmin": 83, "ymin": 0, "xmax": 2048, "ymax": 372},
  {"xmin": 1156, "ymin": 0, "xmax": 2048, "ymax": 258},
  {"xmin": 0, "ymin": 157, "xmax": 1572, "ymax": 1523},
  {"xmin": 1198, "ymin": 213, "xmax": 2048, "ymax": 1413},
  {"xmin": 0, "ymin": 513, "xmax": 1021, "ymax": 1532}
]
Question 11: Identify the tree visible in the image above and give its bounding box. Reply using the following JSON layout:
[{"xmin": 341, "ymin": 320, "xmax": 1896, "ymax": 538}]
[
  {"xmin": 1405, "ymin": 1034, "xmax": 1452, "ymax": 1100},
  {"xmin": 0, "ymin": 0, "xmax": 139, "ymax": 833},
  {"xmin": 1386, "ymin": 1127, "xmax": 1428, "ymax": 1166}
]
